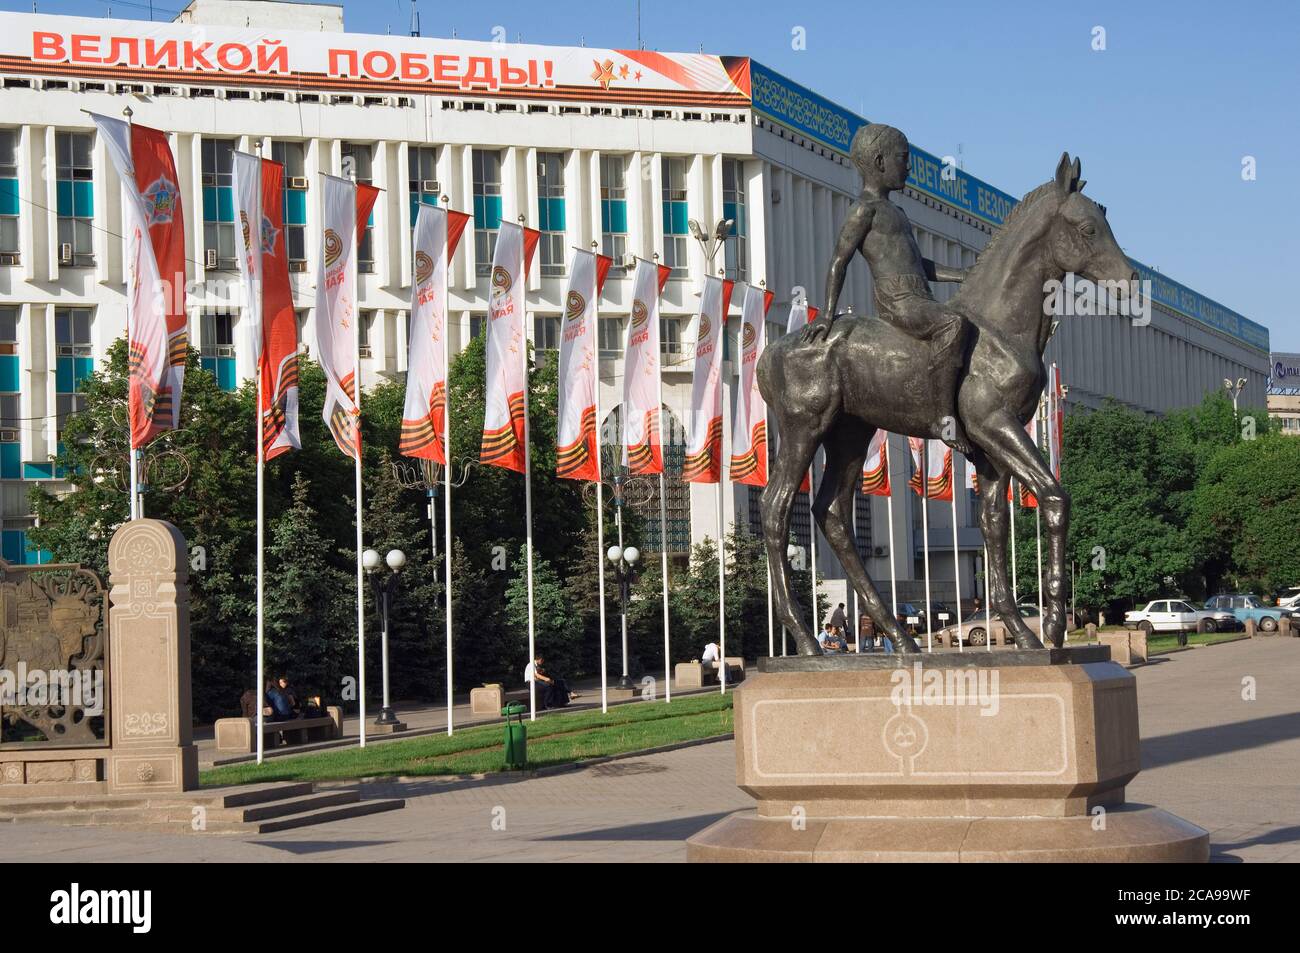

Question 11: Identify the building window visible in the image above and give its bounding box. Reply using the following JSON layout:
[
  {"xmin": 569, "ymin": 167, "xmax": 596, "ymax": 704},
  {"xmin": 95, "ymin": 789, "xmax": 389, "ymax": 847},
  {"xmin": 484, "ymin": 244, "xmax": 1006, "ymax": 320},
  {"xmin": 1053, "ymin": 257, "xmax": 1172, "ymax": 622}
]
[
  {"xmin": 56, "ymin": 131, "xmax": 95, "ymax": 267},
  {"xmin": 660, "ymin": 316, "xmax": 683, "ymax": 362},
  {"xmin": 358, "ymin": 310, "xmax": 374, "ymax": 358},
  {"xmin": 599, "ymin": 316, "xmax": 625, "ymax": 357},
  {"xmin": 342, "ymin": 142, "xmax": 375, "ymax": 273},
  {"xmin": 536, "ymin": 151, "xmax": 566, "ymax": 277},
  {"xmin": 600, "ymin": 154, "xmax": 628, "ymax": 272},
  {"xmin": 0, "ymin": 129, "xmax": 19, "ymax": 258},
  {"xmin": 661, "ymin": 156, "xmax": 689, "ymax": 277},
  {"xmin": 201, "ymin": 138, "xmax": 236, "ymax": 270},
  {"xmin": 469, "ymin": 312, "xmax": 486, "ymax": 340},
  {"xmin": 533, "ymin": 314, "xmax": 560, "ymax": 351},
  {"xmin": 0, "ymin": 309, "xmax": 19, "ymax": 479},
  {"xmin": 722, "ymin": 157, "xmax": 747, "ymax": 281},
  {"xmin": 54, "ymin": 306, "xmax": 93, "ymax": 437},
  {"xmin": 472, "ymin": 149, "xmax": 503, "ymax": 276},
  {"xmin": 408, "ymin": 145, "xmax": 439, "ymax": 224},
  {"xmin": 200, "ymin": 312, "xmax": 236, "ymax": 391},
  {"xmin": 271, "ymin": 141, "xmax": 307, "ymax": 268}
]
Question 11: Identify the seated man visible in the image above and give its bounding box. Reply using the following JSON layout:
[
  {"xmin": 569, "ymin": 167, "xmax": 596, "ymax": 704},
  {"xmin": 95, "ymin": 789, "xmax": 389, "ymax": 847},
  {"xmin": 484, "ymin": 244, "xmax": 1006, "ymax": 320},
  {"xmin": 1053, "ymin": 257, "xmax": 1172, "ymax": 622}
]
[
  {"xmin": 701, "ymin": 640, "xmax": 721, "ymax": 668},
  {"xmin": 525, "ymin": 654, "xmax": 579, "ymax": 710},
  {"xmin": 816, "ymin": 623, "xmax": 846, "ymax": 654},
  {"xmin": 264, "ymin": 679, "xmax": 295, "ymax": 723}
]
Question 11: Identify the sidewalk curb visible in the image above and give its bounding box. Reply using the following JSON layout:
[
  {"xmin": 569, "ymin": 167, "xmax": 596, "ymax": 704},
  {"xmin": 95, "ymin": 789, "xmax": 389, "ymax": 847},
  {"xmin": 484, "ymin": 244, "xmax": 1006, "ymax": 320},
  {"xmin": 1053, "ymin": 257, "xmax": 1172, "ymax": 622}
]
[{"xmin": 320, "ymin": 732, "xmax": 736, "ymax": 789}]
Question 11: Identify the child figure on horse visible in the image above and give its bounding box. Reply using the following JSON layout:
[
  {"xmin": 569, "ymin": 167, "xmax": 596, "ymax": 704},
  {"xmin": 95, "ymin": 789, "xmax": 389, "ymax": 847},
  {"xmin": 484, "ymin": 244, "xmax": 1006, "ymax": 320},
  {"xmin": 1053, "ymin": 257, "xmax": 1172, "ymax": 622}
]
[{"xmin": 804, "ymin": 123, "xmax": 971, "ymax": 455}]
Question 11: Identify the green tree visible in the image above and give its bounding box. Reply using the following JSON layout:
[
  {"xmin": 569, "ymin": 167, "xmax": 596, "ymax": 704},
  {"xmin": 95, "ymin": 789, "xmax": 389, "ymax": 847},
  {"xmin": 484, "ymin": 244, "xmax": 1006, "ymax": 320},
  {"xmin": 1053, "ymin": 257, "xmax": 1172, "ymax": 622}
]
[{"xmin": 262, "ymin": 473, "xmax": 355, "ymax": 700}]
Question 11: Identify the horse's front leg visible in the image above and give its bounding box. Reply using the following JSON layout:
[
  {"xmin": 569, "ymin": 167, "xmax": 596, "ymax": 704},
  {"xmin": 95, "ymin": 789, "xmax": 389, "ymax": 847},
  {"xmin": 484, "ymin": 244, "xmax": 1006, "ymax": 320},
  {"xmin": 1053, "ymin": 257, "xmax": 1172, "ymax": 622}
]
[{"xmin": 971, "ymin": 411, "xmax": 1068, "ymax": 647}]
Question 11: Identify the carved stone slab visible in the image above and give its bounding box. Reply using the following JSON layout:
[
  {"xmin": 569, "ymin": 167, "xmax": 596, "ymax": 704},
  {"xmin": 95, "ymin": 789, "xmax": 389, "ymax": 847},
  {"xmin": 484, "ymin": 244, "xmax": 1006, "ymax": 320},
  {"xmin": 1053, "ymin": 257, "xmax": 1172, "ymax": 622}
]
[{"xmin": 105, "ymin": 519, "xmax": 198, "ymax": 794}]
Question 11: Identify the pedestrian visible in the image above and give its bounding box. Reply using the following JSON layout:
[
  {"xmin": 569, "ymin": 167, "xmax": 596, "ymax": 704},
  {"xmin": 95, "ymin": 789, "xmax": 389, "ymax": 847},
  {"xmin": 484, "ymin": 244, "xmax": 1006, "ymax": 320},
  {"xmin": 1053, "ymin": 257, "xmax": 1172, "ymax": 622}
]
[
  {"xmin": 524, "ymin": 653, "xmax": 579, "ymax": 709},
  {"xmin": 829, "ymin": 602, "xmax": 847, "ymax": 630}
]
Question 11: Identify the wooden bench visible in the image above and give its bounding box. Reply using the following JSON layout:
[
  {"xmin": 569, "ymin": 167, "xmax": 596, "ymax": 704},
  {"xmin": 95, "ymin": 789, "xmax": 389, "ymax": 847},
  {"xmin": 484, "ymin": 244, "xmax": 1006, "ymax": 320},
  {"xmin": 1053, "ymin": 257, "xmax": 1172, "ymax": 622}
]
[{"xmin": 215, "ymin": 707, "xmax": 344, "ymax": 754}]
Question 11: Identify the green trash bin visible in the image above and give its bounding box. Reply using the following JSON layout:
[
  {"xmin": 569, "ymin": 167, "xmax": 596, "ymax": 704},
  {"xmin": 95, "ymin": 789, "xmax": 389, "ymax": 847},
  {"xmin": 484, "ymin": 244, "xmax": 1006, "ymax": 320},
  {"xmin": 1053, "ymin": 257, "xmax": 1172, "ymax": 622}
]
[{"xmin": 502, "ymin": 701, "xmax": 528, "ymax": 769}]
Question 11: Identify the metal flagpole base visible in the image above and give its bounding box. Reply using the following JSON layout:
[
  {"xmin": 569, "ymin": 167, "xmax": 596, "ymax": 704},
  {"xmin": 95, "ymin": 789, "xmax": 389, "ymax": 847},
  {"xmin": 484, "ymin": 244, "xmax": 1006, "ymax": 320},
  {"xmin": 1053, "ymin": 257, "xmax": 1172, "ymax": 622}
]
[{"xmin": 371, "ymin": 708, "xmax": 408, "ymax": 733}]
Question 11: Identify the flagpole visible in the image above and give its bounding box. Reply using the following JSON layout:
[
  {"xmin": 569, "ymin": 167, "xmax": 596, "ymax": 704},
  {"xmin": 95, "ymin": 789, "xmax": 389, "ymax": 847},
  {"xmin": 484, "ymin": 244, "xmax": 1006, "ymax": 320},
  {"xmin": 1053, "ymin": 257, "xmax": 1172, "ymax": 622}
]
[
  {"xmin": 886, "ymin": 443, "xmax": 898, "ymax": 620},
  {"xmin": 809, "ymin": 450, "xmax": 819, "ymax": 634},
  {"xmin": 985, "ymin": 543, "xmax": 993, "ymax": 652},
  {"xmin": 950, "ymin": 483, "xmax": 963, "ymax": 653},
  {"xmin": 256, "ymin": 353, "xmax": 266, "ymax": 763},
  {"xmin": 443, "ymin": 221, "xmax": 455, "ymax": 737},
  {"xmin": 1010, "ymin": 485, "xmax": 1019, "ymax": 603},
  {"xmin": 921, "ymin": 440, "xmax": 933, "ymax": 653},
  {"xmin": 853, "ymin": 495, "xmax": 861, "ymax": 652},
  {"xmin": 593, "ymin": 247, "xmax": 609, "ymax": 715},
  {"xmin": 1035, "ymin": 399, "xmax": 1045, "ymax": 625},
  {"xmin": 354, "ymin": 192, "xmax": 367, "ymax": 750},
  {"xmin": 645, "ymin": 257, "xmax": 669, "ymax": 704},
  {"xmin": 122, "ymin": 108, "xmax": 141, "ymax": 522},
  {"xmin": 520, "ymin": 232, "xmax": 538, "ymax": 723}
]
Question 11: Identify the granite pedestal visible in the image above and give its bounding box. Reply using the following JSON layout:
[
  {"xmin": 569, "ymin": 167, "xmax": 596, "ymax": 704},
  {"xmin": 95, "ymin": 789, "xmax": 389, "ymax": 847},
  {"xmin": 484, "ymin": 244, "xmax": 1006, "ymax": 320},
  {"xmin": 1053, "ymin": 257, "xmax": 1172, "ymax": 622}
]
[{"xmin": 687, "ymin": 647, "xmax": 1207, "ymax": 862}]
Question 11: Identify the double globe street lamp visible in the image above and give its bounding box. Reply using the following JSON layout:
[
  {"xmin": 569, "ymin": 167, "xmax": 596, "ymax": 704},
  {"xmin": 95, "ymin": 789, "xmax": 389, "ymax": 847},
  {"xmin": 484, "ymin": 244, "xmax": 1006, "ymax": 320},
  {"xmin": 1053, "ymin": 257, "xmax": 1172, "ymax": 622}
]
[
  {"xmin": 607, "ymin": 544, "xmax": 640, "ymax": 690},
  {"xmin": 363, "ymin": 547, "xmax": 407, "ymax": 731}
]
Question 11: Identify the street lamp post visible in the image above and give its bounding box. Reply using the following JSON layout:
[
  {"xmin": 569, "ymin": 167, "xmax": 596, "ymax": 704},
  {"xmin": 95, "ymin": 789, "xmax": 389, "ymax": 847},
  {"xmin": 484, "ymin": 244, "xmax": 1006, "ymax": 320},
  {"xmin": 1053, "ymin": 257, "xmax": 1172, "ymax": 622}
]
[
  {"xmin": 1223, "ymin": 377, "xmax": 1247, "ymax": 428},
  {"xmin": 364, "ymin": 547, "xmax": 407, "ymax": 731},
  {"xmin": 607, "ymin": 543, "xmax": 641, "ymax": 690}
]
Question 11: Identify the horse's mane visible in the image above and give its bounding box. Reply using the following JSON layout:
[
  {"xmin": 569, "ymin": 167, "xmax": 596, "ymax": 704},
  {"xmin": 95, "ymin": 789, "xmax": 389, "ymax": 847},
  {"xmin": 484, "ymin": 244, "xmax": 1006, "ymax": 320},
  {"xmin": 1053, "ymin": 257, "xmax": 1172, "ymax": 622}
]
[{"xmin": 967, "ymin": 180, "xmax": 1058, "ymax": 279}]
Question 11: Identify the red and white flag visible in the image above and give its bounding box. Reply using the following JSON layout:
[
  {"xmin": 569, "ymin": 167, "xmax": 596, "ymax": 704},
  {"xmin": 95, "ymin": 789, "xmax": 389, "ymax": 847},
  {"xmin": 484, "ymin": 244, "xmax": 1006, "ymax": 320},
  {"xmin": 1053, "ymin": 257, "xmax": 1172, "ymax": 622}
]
[
  {"xmin": 909, "ymin": 437, "xmax": 953, "ymax": 501},
  {"xmin": 621, "ymin": 258, "xmax": 672, "ymax": 475},
  {"xmin": 91, "ymin": 113, "xmax": 186, "ymax": 447},
  {"xmin": 861, "ymin": 430, "xmax": 891, "ymax": 496},
  {"xmin": 683, "ymin": 275, "xmax": 734, "ymax": 483},
  {"xmin": 1018, "ymin": 415, "xmax": 1039, "ymax": 508},
  {"xmin": 729, "ymin": 284, "xmax": 774, "ymax": 485},
  {"xmin": 232, "ymin": 152, "xmax": 264, "ymax": 365},
  {"xmin": 400, "ymin": 204, "xmax": 471, "ymax": 462},
  {"xmin": 480, "ymin": 221, "xmax": 540, "ymax": 472},
  {"xmin": 1047, "ymin": 364, "xmax": 1065, "ymax": 480},
  {"xmin": 257, "ymin": 159, "xmax": 302, "ymax": 459},
  {"xmin": 314, "ymin": 175, "xmax": 379, "ymax": 460},
  {"xmin": 965, "ymin": 453, "xmax": 979, "ymax": 494},
  {"xmin": 785, "ymin": 298, "xmax": 818, "ymax": 492},
  {"xmin": 555, "ymin": 247, "xmax": 613, "ymax": 480}
]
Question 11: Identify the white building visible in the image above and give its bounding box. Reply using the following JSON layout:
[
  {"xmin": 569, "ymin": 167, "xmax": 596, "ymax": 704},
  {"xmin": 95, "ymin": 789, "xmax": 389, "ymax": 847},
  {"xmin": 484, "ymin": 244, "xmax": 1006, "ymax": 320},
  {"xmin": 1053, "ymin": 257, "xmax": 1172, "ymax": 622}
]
[{"xmin": 0, "ymin": 1, "xmax": 1271, "ymax": 623}]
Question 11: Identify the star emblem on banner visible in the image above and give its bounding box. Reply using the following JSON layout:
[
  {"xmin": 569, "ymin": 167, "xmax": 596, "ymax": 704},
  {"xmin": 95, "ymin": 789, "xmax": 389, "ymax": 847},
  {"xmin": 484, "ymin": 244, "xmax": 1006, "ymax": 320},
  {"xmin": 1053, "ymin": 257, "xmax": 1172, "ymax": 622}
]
[
  {"xmin": 591, "ymin": 58, "xmax": 616, "ymax": 89},
  {"xmin": 260, "ymin": 214, "xmax": 280, "ymax": 256},
  {"xmin": 142, "ymin": 176, "xmax": 178, "ymax": 226}
]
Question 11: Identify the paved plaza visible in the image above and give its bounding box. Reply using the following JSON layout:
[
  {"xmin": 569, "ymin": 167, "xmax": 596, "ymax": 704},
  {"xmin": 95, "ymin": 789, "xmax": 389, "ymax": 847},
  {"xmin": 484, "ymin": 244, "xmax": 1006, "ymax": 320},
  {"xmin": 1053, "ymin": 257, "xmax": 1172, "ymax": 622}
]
[{"xmin": 2, "ymin": 638, "xmax": 1297, "ymax": 862}]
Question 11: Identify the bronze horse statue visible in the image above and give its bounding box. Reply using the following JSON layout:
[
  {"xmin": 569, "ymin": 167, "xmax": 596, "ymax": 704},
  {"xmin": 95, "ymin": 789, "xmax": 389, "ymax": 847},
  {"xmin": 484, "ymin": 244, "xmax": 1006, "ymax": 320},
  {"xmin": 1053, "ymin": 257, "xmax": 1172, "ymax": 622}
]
[{"xmin": 758, "ymin": 153, "xmax": 1136, "ymax": 654}]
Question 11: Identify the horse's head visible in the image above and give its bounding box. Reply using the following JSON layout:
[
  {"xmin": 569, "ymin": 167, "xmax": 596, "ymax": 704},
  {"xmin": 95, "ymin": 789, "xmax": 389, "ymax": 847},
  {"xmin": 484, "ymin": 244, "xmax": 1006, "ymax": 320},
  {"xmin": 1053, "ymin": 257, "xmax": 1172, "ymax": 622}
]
[{"xmin": 1047, "ymin": 152, "xmax": 1138, "ymax": 291}]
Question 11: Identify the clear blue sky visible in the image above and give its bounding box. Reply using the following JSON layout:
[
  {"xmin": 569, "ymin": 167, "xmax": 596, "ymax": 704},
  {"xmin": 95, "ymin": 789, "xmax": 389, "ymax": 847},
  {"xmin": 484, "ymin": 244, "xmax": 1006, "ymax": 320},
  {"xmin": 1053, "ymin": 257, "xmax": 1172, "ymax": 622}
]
[{"xmin": 10, "ymin": 0, "xmax": 1299, "ymax": 351}]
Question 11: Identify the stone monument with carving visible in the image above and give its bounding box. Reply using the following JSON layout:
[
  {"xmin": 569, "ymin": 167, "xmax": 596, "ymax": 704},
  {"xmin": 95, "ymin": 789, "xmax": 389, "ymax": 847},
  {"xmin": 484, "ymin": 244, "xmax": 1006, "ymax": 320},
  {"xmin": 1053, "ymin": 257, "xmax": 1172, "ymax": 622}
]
[{"xmin": 687, "ymin": 128, "xmax": 1208, "ymax": 862}]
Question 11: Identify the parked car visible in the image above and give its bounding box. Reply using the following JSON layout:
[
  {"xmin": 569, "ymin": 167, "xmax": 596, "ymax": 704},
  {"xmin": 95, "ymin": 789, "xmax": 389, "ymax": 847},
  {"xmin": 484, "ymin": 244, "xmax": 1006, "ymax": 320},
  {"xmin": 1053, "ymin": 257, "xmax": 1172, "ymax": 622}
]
[
  {"xmin": 1200, "ymin": 596, "xmax": 1244, "ymax": 632},
  {"xmin": 1205, "ymin": 594, "xmax": 1284, "ymax": 633},
  {"xmin": 1124, "ymin": 599, "xmax": 1213, "ymax": 635},
  {"xmin": 939, "ymin": 606, "xmax": 1042, "ymax": 647},
  {"xmin": 1275, "ymin": 586, "xmax": 1300, "ymax": 609}
]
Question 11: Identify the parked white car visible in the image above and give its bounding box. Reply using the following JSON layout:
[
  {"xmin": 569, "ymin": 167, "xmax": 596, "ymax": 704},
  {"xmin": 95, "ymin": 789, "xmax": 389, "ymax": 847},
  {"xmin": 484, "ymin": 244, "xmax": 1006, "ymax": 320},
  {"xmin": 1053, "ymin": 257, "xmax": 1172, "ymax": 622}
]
[
  {"xmin": 1124, "ymin": 599, "xmax": 1211, "ymax": 635},
  {"xmin": 1276, "ymin": 586, "xmax": 1300, "ymax": 609}
]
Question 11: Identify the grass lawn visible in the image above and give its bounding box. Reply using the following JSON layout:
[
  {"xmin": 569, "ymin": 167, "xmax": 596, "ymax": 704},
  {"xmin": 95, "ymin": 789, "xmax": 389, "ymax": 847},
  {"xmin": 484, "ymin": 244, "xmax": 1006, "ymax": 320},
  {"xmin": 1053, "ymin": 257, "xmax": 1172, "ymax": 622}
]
[
  {"xmin": 202, "ymin": 691, "xmax": 734, "ymax": 786},
  {"xmin": 1148, "ymin": 631, "xmax": 1248, "ymax": 654}
]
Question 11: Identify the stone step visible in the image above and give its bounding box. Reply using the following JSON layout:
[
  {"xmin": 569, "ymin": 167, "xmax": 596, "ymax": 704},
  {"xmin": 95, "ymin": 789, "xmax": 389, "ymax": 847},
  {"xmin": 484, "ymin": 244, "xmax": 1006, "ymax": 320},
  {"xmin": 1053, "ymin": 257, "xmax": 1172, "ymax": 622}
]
[
  {"xmin": 249, "ymin": 797, "xmax": 406, "ymax": 834},
  {"xmin": 0, "ymin": 782, "xmax": 317, "ymax": 816},
  {"xmin": 230, "ymin": 790, "xmax": 360, "ymax": 822},
  {"xmin": 0, "ymin": 783, "xmax": 405, "ymax": 833}
]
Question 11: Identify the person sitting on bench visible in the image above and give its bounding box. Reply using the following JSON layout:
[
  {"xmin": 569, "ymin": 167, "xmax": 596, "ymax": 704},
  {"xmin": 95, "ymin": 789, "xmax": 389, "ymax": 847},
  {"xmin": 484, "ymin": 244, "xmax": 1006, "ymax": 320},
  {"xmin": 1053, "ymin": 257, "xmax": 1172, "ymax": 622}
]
[
  {"xmin": 525, "ymin": 654, "xmax": 579, "ymax": 710},
  {"xmin": 264, "ymin": 679, "xmax": 295, "ymax": 722}
]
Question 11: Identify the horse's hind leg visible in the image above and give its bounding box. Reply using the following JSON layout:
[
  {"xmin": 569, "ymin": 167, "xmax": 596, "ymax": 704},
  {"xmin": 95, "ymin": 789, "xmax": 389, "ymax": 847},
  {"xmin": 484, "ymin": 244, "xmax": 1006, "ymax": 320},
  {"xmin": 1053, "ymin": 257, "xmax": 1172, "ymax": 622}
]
[
  {"xmin": 762, "ymin": 423, "xmax": 821, "ymax": 656},
  {"xmin": 815, "ymin": 420, "xmax": 922, "ymax": 653},
  {"xmin": 973, "ymin": 452, "xmax": 1043, "ymax": 649}
]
